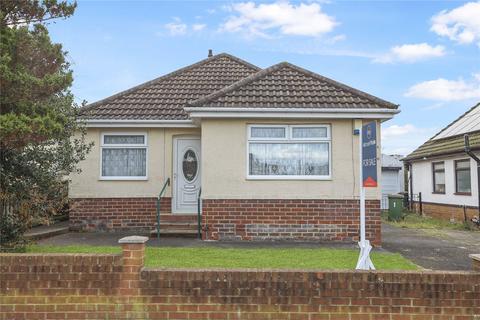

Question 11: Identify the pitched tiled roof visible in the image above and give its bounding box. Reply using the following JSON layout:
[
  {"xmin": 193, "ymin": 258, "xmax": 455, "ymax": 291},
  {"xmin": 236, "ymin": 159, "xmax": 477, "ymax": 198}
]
[
  {"xmin": 79, "ymin": 53, "xmax": 260, "ymax": 120},
  {"xmin": 404, "ymin": 103, "xmax": 480, "ymax": 162},
  {"xmin": 403, "ymin": 130, "xmax": 480, "ymax": 162},
  {"xmin": 189, "ymin": 62, "xmax": 398, "ymax": 109}
]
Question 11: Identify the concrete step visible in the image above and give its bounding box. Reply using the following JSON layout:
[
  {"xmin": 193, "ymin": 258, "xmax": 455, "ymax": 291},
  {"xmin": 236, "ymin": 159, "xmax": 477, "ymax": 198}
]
[
  {"xmin": 158, "ymin": 214, "xmax": 198, "ymax": 223},
  {"xmin": 24, "ymin": 221, "xmax": 70, "ymax": 241},
  {"xmin": 150, "ymin": 228, "xmax": 198, "ymax": 238},
  {"xmin": 156, "ymin": 222, "xmax": 198, "ymax": 229}
]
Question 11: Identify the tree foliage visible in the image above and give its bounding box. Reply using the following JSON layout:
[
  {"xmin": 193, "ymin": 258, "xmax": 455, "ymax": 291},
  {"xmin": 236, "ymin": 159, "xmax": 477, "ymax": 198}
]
[{"xmin": 0, "ymin": 0, "xmax": 91, "ymax": 249}]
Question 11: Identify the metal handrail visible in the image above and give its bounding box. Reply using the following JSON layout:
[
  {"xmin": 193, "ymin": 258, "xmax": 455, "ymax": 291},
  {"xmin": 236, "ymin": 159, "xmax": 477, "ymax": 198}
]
[
  {"xmin": 156, "ymin": 178, "xmax": 170, "ymax": 240},
  {"xmin": 197, "ymin": 188, "xmax": 202, "ymax": 239}
]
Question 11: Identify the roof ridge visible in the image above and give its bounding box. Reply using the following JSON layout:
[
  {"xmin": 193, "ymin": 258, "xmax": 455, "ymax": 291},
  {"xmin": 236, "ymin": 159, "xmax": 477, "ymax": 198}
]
[
  {"xmin": 430, "ymin": 102, "xmax": 480, "ymax": 140},
  {"xmin": 189, "ymin": 61, "xmax": 398, "ymax": 109},
  {"xmin": 79, "ymin": 53, "xmax": 260, "ymax": 114}
]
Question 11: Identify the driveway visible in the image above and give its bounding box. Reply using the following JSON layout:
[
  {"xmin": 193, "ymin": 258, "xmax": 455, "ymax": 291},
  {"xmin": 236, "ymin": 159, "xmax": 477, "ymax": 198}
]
[{"xmin": 382, "ymin": 223, "xmax": 480, "ymax": 271}]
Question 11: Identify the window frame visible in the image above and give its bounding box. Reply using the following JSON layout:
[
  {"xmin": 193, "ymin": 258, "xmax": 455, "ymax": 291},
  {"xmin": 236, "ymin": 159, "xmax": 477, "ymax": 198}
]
[
  {"xmin": 99, "ymin": 132, "xmax": 148, "ymax": 181},
  {"xmin": 246, "ymin": 124, "xmax": 332, "ymax": 180},
  {"xmin": 432, "ymin": 161, "xmax": 445, "ymax": 194},
  {"xmin": 454, "ymin": 159, "xmax": 472, "ymax": 195}
]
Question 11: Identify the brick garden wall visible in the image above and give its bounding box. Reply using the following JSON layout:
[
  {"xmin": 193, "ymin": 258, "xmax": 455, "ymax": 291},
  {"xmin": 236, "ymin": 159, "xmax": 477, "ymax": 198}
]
[
  {"xmin": 202, "ymin": 199, "xmax": 381, "ymax": 245},
  {"xmin": 70, "ymin": 197, "xmax": 171, "ymax": 231},
  {"xmin": 1, "ymin": 239, "xmax": 479, "ymax": 320},
  {"xmin": 413, "ymin": 201, "xmax": 479, "ymax": 222}
]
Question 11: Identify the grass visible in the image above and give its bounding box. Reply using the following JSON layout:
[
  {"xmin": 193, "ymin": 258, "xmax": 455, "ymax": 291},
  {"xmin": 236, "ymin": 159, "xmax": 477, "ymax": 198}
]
[
  {"xmin": 382, "ymin": 210, "xmax": 475, "ymax": 231},
  {"xmin": 26, "ymin": 245, "xmax": 418, "ymax": 270}
]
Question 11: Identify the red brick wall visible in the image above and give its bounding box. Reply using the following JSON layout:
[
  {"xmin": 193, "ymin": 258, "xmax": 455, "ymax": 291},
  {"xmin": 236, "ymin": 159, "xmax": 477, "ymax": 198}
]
[
  {"xmin": 70, "ymin": 197, "xmax": 171, "ymax": 231},
  {"xmin": 202, "ymin": 199, "xmax": 381, "ymax": 245},
  {"xmin": 413, "ymin": 201, "xmax": 479, "ymax": 222},
  {"xmin": 1, "ymin": 244, "xmax": 479, "ymax": 320}
]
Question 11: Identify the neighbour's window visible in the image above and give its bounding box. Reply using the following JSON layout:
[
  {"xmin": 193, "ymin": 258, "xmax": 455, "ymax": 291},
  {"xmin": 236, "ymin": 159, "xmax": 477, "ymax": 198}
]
[
  {"xmin": 432, "ymin": 162, "xmax": 445, "ymax": 193},
  {"xmin": 455, "ymin": 159, "xmax": 471, "ymax": 194},
  {"xmin": 100, "ymin": 133, "xmax": 147, "ymax": 179},
  {"xmin": 248, "ymin": 125, "xmax": 331, "ymax": 179}
]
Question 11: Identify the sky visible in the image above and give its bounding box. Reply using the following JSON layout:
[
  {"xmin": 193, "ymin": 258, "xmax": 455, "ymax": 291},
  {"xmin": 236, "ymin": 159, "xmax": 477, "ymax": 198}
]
[{"xmin": 46, "ymin": 0, "xmax": 480, "ymax": 155}]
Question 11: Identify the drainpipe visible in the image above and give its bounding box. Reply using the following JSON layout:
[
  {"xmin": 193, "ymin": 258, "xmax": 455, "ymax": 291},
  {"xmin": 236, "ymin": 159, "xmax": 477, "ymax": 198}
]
[
  {"xmin": 464, "ymin": 134, "xmax": 480, "ymax": 222},
  {"xmin": 408, "ymin": 162, "xmax": 414, "ymax": 211}
]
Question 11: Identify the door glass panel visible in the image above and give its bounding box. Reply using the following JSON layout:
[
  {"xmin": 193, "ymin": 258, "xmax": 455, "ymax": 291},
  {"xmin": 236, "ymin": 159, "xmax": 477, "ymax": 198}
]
[{"xmin": 182, "ymin": 149, "xmax": 198, "ymax": 182}]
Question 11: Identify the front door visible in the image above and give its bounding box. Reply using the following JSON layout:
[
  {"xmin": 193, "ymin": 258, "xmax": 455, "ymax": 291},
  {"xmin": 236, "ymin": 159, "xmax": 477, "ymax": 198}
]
[{"xmin": 173, "ymin": 137, "xmax": 201, "ymax": 213}]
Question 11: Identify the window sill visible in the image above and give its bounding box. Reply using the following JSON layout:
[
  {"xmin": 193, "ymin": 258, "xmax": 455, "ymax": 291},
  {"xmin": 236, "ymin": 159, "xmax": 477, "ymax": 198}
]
[
  {"xmin": 246, "ymin": 176, "xmax": 332, "ymax": 181},
  {"xmin": 99, "ymin": 177, "xmax": 148, "ymax": 181},
  {"xmin": 454, "ymin": 192, "xmax": 472, "ymax": 196},
  {"xmin": 432, "ymin": 192, "xmax": 445, "ymax": 195}
]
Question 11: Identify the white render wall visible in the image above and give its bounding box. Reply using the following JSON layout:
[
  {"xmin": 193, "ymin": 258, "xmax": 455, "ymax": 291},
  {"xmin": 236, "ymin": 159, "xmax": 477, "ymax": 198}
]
[{"xmin": 410, "ymin": 153, "xmax": 479, "ymax": 207}]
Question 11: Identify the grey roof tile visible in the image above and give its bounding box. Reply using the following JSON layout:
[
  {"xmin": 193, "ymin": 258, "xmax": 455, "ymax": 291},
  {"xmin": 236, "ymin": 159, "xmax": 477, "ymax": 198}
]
[
  {"xmin": 79, "ymin": 53, "xmax": 260, "ymax": 120},
  {"xmin": 189, "ymin": 62, "xmax": 398, "ymax": 110}
]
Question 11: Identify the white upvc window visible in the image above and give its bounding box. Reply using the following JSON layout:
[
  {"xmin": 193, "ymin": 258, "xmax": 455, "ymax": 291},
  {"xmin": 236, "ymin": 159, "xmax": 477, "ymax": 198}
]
[
  {"xmin": 247, "ymin": 124, "xmax": 331, "ymax": 180},
  {"xmin": 100, "ymin": 132, "xmax": 148, "ymax": 180}
]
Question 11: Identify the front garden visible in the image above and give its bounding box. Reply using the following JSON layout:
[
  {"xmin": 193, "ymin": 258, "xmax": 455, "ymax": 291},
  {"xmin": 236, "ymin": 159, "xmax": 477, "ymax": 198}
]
[{"xmin": 27, "ymin": 245, "xmax": 418, "ymax": 270}]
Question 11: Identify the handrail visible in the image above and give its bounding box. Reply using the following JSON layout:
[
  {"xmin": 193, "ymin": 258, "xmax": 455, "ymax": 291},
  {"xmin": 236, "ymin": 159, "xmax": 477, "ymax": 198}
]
[
  {"xmin": 156, "ymin": 178, "xmax": 170, "ymax": 240},
  {"xmin": 197, "ymin": 188, "xmax": 202, "ymax": 239}
]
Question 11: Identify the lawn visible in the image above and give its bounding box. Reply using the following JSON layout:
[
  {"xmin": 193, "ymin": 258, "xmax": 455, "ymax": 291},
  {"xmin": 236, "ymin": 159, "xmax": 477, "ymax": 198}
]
[
  {"xmin": 382, "ymin": 210, "xmax": 475, "ymax": 231},
  {"xmin": 27, "ymin": 245, "xmax": 418, "ymax": 270}
]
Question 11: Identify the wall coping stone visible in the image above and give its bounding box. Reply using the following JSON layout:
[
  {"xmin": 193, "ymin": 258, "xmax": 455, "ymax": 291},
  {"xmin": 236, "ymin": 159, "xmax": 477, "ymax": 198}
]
[
  {"xmin": 118, "ymin": 236, "xmax": 149, "ymax": 244},
  {"xmin": 470, "ymin": 254, "xmax": 480, "ymax": 262}
]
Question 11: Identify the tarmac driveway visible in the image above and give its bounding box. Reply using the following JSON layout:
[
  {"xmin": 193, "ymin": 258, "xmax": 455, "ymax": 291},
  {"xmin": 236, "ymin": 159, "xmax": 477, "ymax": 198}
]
[{"xmin": 382, "ymin": 223, "xmax": 480, "ymax": 271}]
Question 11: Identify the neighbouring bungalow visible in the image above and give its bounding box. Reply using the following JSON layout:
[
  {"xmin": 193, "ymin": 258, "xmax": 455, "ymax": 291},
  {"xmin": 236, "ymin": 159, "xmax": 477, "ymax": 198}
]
[
  {"xmin": 403, "ymin": 103, "xmax": 480, "ymax": 222},
  {"xmin": 69, "ymin": 51, "xmax": 399, "ymax": 245}
]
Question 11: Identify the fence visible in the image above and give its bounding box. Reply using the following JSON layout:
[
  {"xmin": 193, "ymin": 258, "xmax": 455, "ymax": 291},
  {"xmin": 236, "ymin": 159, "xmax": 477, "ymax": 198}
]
[{"xmin": 1, "ymin": 236, "xmax": 479, "ymax": 319}]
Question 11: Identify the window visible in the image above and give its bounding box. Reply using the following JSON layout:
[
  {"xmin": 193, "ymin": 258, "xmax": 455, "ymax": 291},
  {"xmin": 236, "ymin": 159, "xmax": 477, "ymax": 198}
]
[
  {"xmin": 247, "ymin": 125, "xmax": 331, "ymax": 179},
  {"xmin": 432, "ymin": 162, "xmax": 445, "ymax": 193},
  {"xmin": 100, "ymin": 133, "xmax": 147, "ymax": 180},
  {"xmin": 455, "ymin": 159, "xmax": 471, "ymax": 194}
]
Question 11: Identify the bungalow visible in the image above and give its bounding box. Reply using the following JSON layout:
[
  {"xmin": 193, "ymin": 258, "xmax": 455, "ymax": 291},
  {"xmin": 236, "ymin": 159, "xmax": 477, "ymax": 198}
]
[
  {"xmin": 403, "ymin": 103, "xmax": 480, "ymax": 222},
  {"xmin": 69, "ymin": 51, "xmax": 399, "ymax": 245}
]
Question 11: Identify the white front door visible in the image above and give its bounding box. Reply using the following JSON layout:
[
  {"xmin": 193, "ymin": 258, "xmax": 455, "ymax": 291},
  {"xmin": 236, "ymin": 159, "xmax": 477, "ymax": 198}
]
[{"xmin": 173, "ymin": 137, "xmax": 201, "ymax": 213}]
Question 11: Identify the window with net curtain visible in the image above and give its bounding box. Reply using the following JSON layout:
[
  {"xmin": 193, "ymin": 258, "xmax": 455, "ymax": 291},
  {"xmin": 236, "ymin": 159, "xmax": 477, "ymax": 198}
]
[
  {"xmin": 101, "ymin": 134, "xmax": 147, "ymax": 178},
  {"xmin": 248, "ymin": 125, "xmax": 331, "ymax": 178}
]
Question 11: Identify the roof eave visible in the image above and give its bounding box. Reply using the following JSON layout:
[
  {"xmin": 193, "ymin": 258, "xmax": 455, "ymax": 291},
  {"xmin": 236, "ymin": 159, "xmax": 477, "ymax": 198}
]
[{"xmin": 403, "ymin": 147, "xmax": 480, "ymax": 163}]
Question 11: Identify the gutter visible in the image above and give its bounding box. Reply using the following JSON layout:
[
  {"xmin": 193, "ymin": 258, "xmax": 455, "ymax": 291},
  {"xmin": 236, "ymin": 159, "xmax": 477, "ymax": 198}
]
[
  {"xmin": 184, "ymin": 107, "xmax": 400, "ymax": 120},
  {"xmin": 80, "ymin": 119, "xmax": 198, "ymax": 128}
]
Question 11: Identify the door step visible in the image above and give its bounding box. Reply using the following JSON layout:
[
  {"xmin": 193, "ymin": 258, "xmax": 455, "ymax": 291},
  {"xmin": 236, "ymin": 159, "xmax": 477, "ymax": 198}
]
[
  {"xmin": 151, "ymin": 214, "xmax": 199, "ymax": 238},
  {"xmin": 150, "ymin": 228, "xmax": 198, "ymax": 238}
]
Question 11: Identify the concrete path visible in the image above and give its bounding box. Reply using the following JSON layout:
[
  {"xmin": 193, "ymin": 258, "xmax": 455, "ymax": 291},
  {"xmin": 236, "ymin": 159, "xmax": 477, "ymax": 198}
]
[
  {"xmin": 382, "ymin": 223, "xmax": 480, "ymax": 271},
  {"xmin": 37, "ymin": 231, "xmax": 362, "ymax": 250}
]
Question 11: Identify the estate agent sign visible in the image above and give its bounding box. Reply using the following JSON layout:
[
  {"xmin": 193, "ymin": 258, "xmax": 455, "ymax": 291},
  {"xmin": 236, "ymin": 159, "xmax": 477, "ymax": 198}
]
[
  {"xmin": 362, "ymin": 122, "xmax": 378, "ymax": 188},
  {"xmin": 356, "ymin": 121, "xmax": 377, "ymax": 270}
]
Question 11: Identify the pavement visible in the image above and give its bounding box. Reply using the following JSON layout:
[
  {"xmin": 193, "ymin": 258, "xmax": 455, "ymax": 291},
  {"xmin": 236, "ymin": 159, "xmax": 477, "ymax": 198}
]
[
  {"xmin": 382, "ymin": 223, "xmax": 480, "ymax": 271},
  {"xmin": 35, "ymin": 222, "xmax": 480, "ymax": 271}
]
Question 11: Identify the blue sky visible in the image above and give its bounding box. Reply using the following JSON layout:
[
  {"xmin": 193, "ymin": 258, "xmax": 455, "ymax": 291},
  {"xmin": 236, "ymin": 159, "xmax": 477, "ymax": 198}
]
[{"xmin": 47, "ymin": 1, "xmax": 480, "ymax": 155}]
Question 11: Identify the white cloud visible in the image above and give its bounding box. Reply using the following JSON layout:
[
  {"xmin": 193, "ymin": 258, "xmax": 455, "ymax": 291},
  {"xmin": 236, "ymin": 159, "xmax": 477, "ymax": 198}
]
[
  {"xmin": 374, "ymin": 43, "xmax": 446, "ymax": 63},
  {"xmin": 221, "ymin": 1, "xmax": 337, "ymax": 38},
  {"xmin": 165, "ymin": 18, "xmax": 187, "ymax": 36},
  {"xmin": 382, "ymin": 124, "xmax": 438, "ymax": 155},
  {"xmin": 431, "ymin": 1, "xmax": 480, "ymax": 46},
  {"xmin": 192, "ymin": 24, "xmax": 206, "ymax": 31},
  {"xmin": 405, "ymin": 73, "xmax": 480, "ymax": 101}
]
